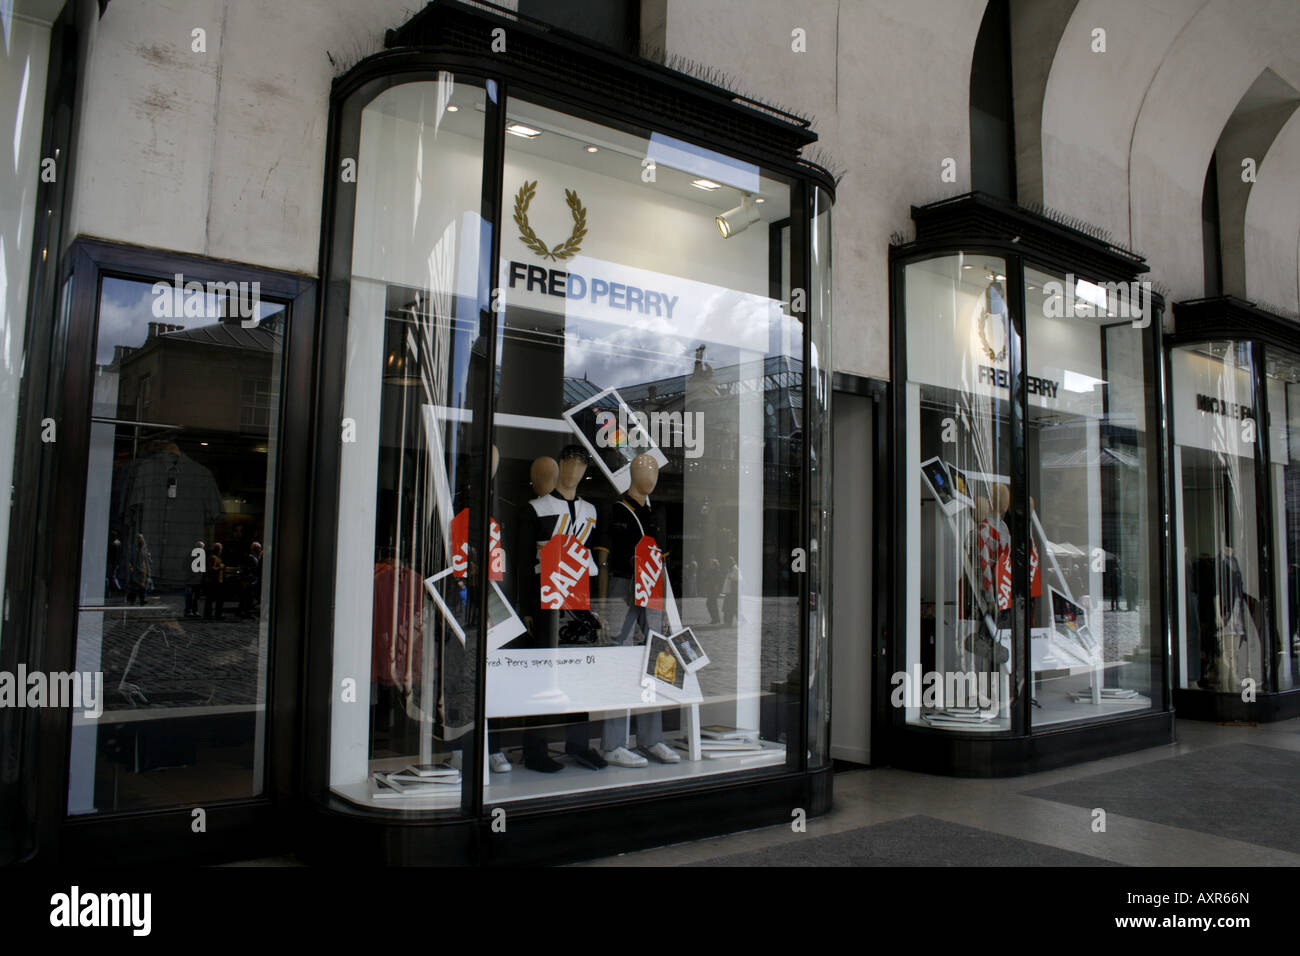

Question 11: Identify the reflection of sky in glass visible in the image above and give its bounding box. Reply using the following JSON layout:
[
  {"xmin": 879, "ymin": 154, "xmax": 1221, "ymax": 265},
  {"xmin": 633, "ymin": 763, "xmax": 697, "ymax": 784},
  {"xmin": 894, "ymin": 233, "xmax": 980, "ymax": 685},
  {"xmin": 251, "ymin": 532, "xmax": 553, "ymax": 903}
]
[{"xmin": 97, "ymin": 276, "xmax": 285, "ymax": 366}]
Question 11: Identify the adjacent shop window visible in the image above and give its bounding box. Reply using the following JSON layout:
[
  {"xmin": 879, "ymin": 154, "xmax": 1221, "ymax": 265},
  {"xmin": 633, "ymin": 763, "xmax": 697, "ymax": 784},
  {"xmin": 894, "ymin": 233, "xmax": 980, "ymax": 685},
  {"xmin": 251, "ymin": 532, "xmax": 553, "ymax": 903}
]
[
  {"xmin": 329, "ymin": 75, "xmax": 490, "ymax": 809},
  {"xmin": 1170, "ymin": 342, "xmax": 1263, "ymax": 693},
  {"xmin": 901, "ymin": 255, "xmax": 1160, "ymax": 732},
  {"xmin": 1266, "ymin": 348, "xmax": 1300, "ymax": 691},
  {"xmin": 68, "ymin": 276, "xmax": 287, "ymax": 813},
  {"xmin": 487, "ymin": 98, "xmax": 803, "ymax": 802},
  {"xmin": 1023, "ymin": 265, "xmax": 1156, "ymax": 724},
  {"xmin": 903, "ymin": 254, "xmax": 1016, "ymax": 731}
]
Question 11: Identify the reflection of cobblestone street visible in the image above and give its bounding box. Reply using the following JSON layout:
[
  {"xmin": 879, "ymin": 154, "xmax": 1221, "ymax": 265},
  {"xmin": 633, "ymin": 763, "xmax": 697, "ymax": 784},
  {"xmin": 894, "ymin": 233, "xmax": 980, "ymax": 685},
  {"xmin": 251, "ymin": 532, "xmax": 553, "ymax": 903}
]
[
  {"xmin": 1099, "ymin": 608, "xmax": 1141, "ymax": 661},
  {"xmin": 672, "ymin": 596, "xmax": 800, "ymax": 700},
  {"xmin": 99, "ymin": 592, "xmax": 264, "ymax": 713}
]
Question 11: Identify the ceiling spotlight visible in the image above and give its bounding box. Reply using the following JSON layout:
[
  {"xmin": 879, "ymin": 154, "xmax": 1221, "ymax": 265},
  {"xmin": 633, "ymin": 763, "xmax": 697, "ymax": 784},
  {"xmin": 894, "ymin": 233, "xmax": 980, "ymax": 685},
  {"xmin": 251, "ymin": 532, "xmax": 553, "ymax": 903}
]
[
  {"xmin": 585, "ymin": 145, "xmax": 598, "ymax": 153},
  {"xmin": 717, "ymin": 195, "xmax": 761, "ymax": 239},
  {"xmin": 691, "ymin": 178, "xmax": 722, "ymax": 191},
  {"xmin": 446, "ymin": 104, "xmax": 459, "ymax": 112},
  {"xmin": 506, "ymin": 123, "xmax": 541, "ymax": 139}
]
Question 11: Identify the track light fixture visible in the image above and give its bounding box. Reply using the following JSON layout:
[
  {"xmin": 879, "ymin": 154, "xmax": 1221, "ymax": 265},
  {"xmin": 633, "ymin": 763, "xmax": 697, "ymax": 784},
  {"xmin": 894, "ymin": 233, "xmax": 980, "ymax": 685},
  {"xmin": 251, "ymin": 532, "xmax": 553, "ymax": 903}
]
[{"xmin": 716, "ymin": 194, "xmax": 760, "ymax": 238}]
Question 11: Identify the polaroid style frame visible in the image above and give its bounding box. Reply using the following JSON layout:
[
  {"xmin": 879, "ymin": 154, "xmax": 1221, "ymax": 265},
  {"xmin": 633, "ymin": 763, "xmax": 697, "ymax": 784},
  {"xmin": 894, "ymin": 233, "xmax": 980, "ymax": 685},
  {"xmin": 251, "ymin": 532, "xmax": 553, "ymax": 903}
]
[
  {"xmin": 920, "ymin": 456, "xmax": 972, "ymax": 516},
  {"xmin": 641, "ymin": 629, "xmax": 687, "ymax": 696},
  {"xmin": 1048, "ymin": 586, "xmax": 1098, "ymax": 655},
  {"xmin": 563, "ymin": 385, "xmax": 668, "ymax": 494},
  {"xmin": 667, "ymin": 627, "xmax": 708, "ymax": 673},
  {"xmin": 425, "ymin": 571, "xmax": 527, "ymax": 651},
  {"xmin": 424, "ymin": 568, "xmax": 467, "ymax": 645}
]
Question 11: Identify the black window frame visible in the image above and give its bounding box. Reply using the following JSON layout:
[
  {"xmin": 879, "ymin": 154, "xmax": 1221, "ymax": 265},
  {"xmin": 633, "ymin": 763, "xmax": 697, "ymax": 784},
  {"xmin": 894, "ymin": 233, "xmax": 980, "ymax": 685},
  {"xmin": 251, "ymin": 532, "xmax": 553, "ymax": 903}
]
[{"xmin": 7, "ymin": 237, "xmax": 315, "ymax": 865}]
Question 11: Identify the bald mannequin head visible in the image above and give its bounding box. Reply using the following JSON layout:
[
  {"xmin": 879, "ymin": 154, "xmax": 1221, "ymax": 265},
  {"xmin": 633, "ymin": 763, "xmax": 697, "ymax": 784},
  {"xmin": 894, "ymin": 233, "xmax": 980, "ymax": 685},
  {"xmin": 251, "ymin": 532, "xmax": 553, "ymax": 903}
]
[
  {"xmin": 530, "ymin": 456, "xmax": 558, "ymax": 497},
  {"xmin": 992, "ymin": 483, "xmax": 1011, "ymax": 517},
  {"xmin": 628, "ymin": 454, "xmax": 660, "ymax": 503}
]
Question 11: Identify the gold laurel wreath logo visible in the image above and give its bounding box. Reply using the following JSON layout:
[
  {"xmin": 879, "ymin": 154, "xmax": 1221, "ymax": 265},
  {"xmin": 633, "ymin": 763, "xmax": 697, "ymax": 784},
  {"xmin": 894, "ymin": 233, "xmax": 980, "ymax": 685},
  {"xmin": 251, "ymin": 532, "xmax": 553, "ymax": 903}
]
[
  {"xmin": 978, "ymin": 281, "xmax": 1007, "ymax": 362},
  {"xmin": 513, "ymin": 181, "xmax": 587, "ymax": 261}
]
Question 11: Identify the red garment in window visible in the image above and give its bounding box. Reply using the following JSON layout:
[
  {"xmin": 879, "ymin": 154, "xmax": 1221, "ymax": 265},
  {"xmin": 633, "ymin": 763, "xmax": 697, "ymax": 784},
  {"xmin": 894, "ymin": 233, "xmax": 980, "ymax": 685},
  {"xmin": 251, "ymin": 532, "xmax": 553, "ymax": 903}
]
[{"xmin": 372, "ymin": 561, "xmax": 424, "ymax": 688}]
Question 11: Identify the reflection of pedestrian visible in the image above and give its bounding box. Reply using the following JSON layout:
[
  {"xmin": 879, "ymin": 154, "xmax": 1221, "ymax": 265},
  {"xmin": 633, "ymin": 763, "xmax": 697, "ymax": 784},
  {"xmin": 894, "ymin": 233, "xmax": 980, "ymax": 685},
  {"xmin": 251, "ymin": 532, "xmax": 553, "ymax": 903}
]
[
  {"xmin": 185, "ymin": 539, "xmax": 205, "ymax": 617},
  {"xmin": 704, "ymin": 559, "xmax": 722, "ymax": 624},
  {"xmin": 684, "ymin": 560, "xmax": 697, "ymax": 598},
  {"xmin": 723, "ymin": 559, "xmax": 740, "ymax": 625},
  {"xmin": 203, "ymin": 542, "xmax": 225, "ymax": 620},
  {"xmin": 127, "ymin": 533, "xmax": 152, "ymax": 604},
  {"xmin": 238, "ymin": 541, "xmax": 262, "ymax": 619}
]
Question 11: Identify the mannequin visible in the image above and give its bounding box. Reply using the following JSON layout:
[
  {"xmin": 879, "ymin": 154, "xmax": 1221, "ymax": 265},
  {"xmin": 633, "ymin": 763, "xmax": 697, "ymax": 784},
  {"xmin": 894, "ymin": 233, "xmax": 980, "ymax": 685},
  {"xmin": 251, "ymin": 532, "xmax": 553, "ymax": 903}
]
[
  {"xmin": 594, "ymin": 453, "xmax": 680, "ymax": 765},
  {"xmin": 1213, "ymin": 543, "xmax": 1246, "ymax": 690},
  {"xmin": 978, "ymin": 485, "xmax": 1012, "ymax": 621},
  {"xmin": 519, "ymin": 447, "xmax": 605, "ymax": 772}
]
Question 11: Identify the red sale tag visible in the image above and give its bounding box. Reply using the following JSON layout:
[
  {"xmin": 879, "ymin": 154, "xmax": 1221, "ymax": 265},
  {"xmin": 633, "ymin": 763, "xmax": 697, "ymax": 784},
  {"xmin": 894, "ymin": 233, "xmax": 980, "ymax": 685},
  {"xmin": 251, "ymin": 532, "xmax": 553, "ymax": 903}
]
[
  {"xmin": 488, "ymin": 518, "xmax": 503, "ymax": 581},
  {"xmin": 996, "ymin": 546, "xmax": 1012, "ymax": 611},
  {"xmin": 450, "ymin": 509, "xmax": 504, "ymax": 581},
  {"xmin": 1029, "ymin": 540, "xmax": 1042, "ymax": 598},
  {"xmin": 634, "ymin": 535, "xmax": 664, "ymax": 609},
  {"xmin": 539, "ymin": 534, "xmax": 591, "ymax": 610},
  {"xmin": 451, "ymin": 508, "xmax": 469, "ymax": 577}
]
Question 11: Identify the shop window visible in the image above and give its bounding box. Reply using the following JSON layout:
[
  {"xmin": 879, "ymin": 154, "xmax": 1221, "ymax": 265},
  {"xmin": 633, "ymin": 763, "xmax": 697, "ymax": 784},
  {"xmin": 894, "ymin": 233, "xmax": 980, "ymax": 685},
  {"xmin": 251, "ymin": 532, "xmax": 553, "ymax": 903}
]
[
  {"xmin": 900, "ymin": 253, "xmax": 1161, "ymax": 732},
  {"xmin": 903, "ymin": 254, "xmax": 1016, "ymax": 731},
  {"xmin": 328, "ymin": 71, "xmax": 827, "ymax": 809},
  {"xmin": 330, "ymin": 75, "xmax": 491, "ymax": 810},
  {"xmin": 1023, "ymin": 264, "xmax": 1157, "ymax": 724},
  {"xmin": 1170, "ymin": 342, "xmax": 1264, "ymax": 693},
  {"xmin": 67, "ymin": 277, "xmax": 288, "ymax": 814},
  {"xmin": 1266, "ymin": 348, "xmax": 1300, "ymax": 690}
]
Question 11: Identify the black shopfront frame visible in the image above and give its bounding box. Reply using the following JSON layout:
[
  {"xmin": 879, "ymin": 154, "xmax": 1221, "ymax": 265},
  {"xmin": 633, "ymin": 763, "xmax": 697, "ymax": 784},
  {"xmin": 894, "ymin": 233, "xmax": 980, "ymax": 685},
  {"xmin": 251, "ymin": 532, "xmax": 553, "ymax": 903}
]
[
  {"xmin": 299, "ymin": 2, "xmax": 837, "ymax": 866},
  {"xmin": 885, "ymin": 193, "xmax": 1174, "ymax": 777},
  {"xmin": 1167, "ymin": 296, "xmax": 1300, "ymax": 723},
  {"xmin": 6, "ymin": 239, "xmax": 316, "ymax": 866}
]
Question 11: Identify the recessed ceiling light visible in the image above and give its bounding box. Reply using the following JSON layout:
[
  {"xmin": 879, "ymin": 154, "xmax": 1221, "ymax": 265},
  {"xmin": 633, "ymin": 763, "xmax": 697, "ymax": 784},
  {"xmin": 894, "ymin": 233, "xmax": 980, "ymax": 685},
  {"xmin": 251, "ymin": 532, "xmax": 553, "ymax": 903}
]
[
  {"xmin": 1027, "ymin": 284, "xmax": 1036, "ymax": 290},
  {"xmin": 506, "ymin": 123, "xmax": 541, "ymax": 139},
  {"xmin": 691, "ymin": 179, "xmax": 722, "ymax": 190},
  {"xmin": 446, "ymin": 105, "xmax": 459, "ymax": 112},
  {"xmin": 585, "ymin": 145, "xmax": 598, "ymax": 153},
  {"xmin": 962, "ymin": 264, "xmax": 973, "ymax": 270},
  {"xmin": 754, "ymin": 197, "xmax": 766, "ymax": 204}
]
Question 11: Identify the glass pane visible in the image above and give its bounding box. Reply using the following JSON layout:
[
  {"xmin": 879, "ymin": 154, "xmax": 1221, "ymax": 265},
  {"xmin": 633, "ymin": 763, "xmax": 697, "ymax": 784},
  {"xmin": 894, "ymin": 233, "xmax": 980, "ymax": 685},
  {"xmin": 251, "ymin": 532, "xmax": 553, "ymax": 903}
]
[
  {"xmin": 1024, "ymin": 266, "xmax": 1157, "ymax": 726},
  {"xmin": 1265, "ymin": 347, "xmax": 1300, "ymax": 690},
  {"xmin": 1171, "ymin": 342, "xmax": 1264, "ymax": 692},
  {"xmin": 329, "ymin": 75, "xmax": 488, "ymax": 810},
  {"xmin": 807, "ymin": 187, "xmax": 832, "ymax": 768},
  {"xmin": 68, "ymin": 276, "xmax": 286, "ymax": 813},
  {"xmin": 487, "ymin": 98, "xmax": 799, "ymax": 800},
  {"xmin": 901, "ymin": 254, "xmax": 1015, "ymax": 732}
]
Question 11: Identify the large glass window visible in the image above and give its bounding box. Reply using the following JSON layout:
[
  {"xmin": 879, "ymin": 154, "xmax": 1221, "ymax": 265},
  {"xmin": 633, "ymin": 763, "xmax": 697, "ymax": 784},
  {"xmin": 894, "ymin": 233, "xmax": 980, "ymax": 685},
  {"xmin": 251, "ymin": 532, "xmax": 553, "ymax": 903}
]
[
  {"xmin": 1171, "ymin": 342, "xmax": 1263, "ymax": 693},
  {"xmin": 1264, "ymin": 348, "xmax": 1299, "ymax": 691},
  {"xmin": 900, "ymin": 254, "xmax": 1162, "ymax": 733},
  {"xmin": 902, "ymin": 254, "xmax": 1016, "ymax": 732},
  {"xmin": 68, "ymin": 276, "xmax": 286, "ymax": 813},
  {"xmin": 486, "ymin": 98, "xmax": 802, "ymax": 802},
  {"xmin": 329, "ymin": 75, "xmax": 490, "ymax": 810},
  {"xmin": 1023, "ymin": 266, "xmax": 1156, "ymax": 724}
]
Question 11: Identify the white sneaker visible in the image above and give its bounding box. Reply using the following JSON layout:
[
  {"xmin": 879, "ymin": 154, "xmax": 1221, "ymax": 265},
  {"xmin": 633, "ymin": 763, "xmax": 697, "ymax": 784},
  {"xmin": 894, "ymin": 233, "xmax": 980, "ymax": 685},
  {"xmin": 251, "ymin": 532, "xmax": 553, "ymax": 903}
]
[
  {"xmin": 489, "ymin": 752, "xmax": 512, "ymax": 773},
  {"xmin": 603, "ymin": 746, "xmax": 648, "ymax": 768},
  {"xmin": 644, "ymin": 742, "xmax": 681, "ymax": 764}
]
